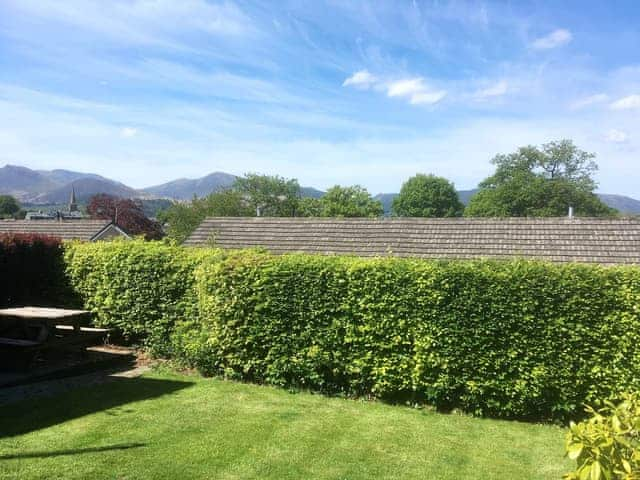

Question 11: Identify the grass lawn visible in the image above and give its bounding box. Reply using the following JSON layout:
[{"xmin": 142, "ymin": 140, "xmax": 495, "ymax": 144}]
[{"xmin": 0, "ymin": 370, "xmax": 570, "ymax": 479}]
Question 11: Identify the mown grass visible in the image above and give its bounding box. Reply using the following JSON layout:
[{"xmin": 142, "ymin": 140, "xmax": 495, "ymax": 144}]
[{"xmin": 0, "ymin": 370, "xmax": 570, "ymax": 479}]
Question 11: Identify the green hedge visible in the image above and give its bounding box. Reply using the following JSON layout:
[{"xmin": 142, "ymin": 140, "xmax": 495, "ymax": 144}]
[
  {"xmin": 64, "ymin": 240, "xmax": 222, "ymax": 354},
  {"xmin": 16, "ymin": 239, "xmax": 635, "ymax": 421},
  {"xmin": 175, "ymin": 251, "xmax": 640, "ymax": 421},
  {"xmin": 0, "ymin": 233, "xmax": 69, "ymax": 308}
]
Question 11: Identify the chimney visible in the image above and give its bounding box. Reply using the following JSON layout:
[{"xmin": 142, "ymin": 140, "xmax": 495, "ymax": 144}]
[{"xmin": 568, "ymin": 206, "xmax": 574, "ymax": 218}]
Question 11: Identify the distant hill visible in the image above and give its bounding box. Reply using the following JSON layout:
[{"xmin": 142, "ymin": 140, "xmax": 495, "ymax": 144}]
[
  {"xmin": 33, "ymin": 177, "xmax": 141, "ymax": 204},
  {"xmin": 142, "ymin": 172, "xmax": 237, "ymax": 200},
  {"xmin": 0, "ymin": 164, "xmax": 133, "ymax": 203},
  {"xmin": 2, "ymin": 164, "xmax": 638, "ymax": 213},
  {"xmin": 375, "ymin": 189, "xmax": 640, "ymax": 215},
  {"xmin": 457, "ymin": 189, "xmax": 480, "ymax": 205},
  {"xmin": 597, "ymin": 194, "xmax": 640, "ymax": 214},
  {"xmin": 0, "ymin": 165, "xmax": 58, "ymax": 200},
  {"xmin": 37, "ymin": 168, "xmax": 104, "ymax": 185},
  {"xmin": 143, "ymin": 173, "xmax": 324, "ymax": 200},
  {"xmin": 373, "ymin": 193, "xmax": 397, "ymax": 213},
  {"xmin": 301, "ymin": 186, "xmax": 325, "ymax": 199}
]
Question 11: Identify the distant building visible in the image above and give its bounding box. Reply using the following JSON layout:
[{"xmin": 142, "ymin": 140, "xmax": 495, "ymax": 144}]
[
  {"xmin": 25, "ymin": 211, "xmax": 56, "ymax": 220},
  {"xmin": 69, "ymin": 185, "xmax": 78, "ymax": 212},
  {"xmin": 24, "ymin": 185, "xmax": 85, "ymax": 220},
  {"xmin": 0, "ymin": 219, "xmax": 129, "ymax": 242},
  {"xmin": 60, "ymin": 184, "xmax": 84, "ymax": 219}
]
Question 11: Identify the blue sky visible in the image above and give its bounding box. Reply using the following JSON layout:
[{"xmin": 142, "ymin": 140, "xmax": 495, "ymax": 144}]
[{"xmin": 0, "ymin": 1, "xmax": 639, "ymax": 196}]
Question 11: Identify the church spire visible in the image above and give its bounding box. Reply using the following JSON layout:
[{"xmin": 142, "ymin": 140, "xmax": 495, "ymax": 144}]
[{"xmin": 69, "ymin": 184, "xmax": 78, "ymax": 212}]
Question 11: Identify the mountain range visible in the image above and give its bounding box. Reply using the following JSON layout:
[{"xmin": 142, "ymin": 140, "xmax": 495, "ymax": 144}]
[{"xmin": 1, "ymin": 164, "xmax": 639, "ymax": 214}]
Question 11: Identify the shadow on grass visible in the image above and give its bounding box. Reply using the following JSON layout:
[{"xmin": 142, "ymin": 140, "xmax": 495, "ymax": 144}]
[
  {"xmin": 0, "ymin": 442, "xmax": 145, "ymax": 460},
  {"xmin": 0, "ymin": 376, "xmax": 194, "ymax": 439}
]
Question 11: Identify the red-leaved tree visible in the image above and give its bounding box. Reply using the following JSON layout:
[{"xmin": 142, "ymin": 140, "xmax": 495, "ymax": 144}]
[{"xmin": 87, "ymin": 194, "xmax": 163, "ymax": 240}]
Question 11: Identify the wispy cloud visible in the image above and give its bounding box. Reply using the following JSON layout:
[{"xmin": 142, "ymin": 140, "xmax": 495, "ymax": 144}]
[
  {"xmin": 343, "ymin": 73, "xmax": 446, "ymax": 106},
  {"xmin": 409, "ymin": 90, "xmax": 447, "ymax": 105},
  {"xmin": 342, "ymin": 70, "xmax": 377, "ymax": 89},
  {"xmin": 4, "ymin": 0, "xmax": 255, "ymax": 45},
  {"xmin": 386, "ymin": 77, "xmax": 446, "ymax": 105},
  {"xmin": 610, "ymin": 94, "xmax": 640, "ymax": 110},
  {"xmin": 531, "ymin": 29, "xmax": 572, "ymax": 49},
  {"xmin": 387, "ymin": 78, "xmax": 425, "ymax": 97},
  {"xmin": 570, "ymin": 93, "xmax": 609, "ymax": 110},
  {"xmin": 120, "ymin": 127, "xmax": 138, "ymax": 138},
  {"xmin": 604, "ymin": 129, "xmax": 629, "ymax": 143},
  {"xmin": 474, "ymin": 80, "xmax": 508, "ymax": 100}
]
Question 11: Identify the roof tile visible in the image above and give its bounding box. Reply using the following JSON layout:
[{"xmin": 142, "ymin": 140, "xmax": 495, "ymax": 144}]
[{"xmin": 184, "ymin": 217, "xmax": 640, "ymax": 265}]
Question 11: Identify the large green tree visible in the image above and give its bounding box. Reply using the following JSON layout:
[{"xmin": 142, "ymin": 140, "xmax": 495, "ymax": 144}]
[
  {"xmin": 0, "ymin": 195, "xmax": 21, "ymax": 219},
  {"xmin": 160, "ymin": 173, "xmax": 302, "ymax": 242},
  {"xmin": 300, "ymin": 185, "xmax": 383, "ymax": 217},
  {"xmin": 392, "ymin": 174, "xmax": 463, "ymax": 217},
  {"xmin": 297, "ymin": 197, "xmax": 324, "ymax": 217},
  {"xmin": 234, "ymin": 173, "xmax": 301, "ymax": 217},
  {"xmin": 465, "ymin": 140, "xmax": 615, "ymax": 217},
  {"xmin": 159, "ymin": 190, "xmax": 253, "ymax": 243}
]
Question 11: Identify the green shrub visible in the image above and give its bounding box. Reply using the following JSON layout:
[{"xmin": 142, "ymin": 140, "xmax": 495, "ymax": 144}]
[
  {"xmin": 178, "ymin": 251, "xmax": 640, "ymax": 421},
  {"xmin": 564, "ymin": 392, "xmax": 640, "ymax": 480},
  {"xmin": 64, "ymin": 240, "xmax": 222, "ymax": 354}
]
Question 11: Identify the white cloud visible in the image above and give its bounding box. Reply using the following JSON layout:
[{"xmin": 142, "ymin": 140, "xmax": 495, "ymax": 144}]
[
  {"xmin": 605, "ymin": 129, "xmax": 629, "ymax": 143},
  {"xmin": 120, "ymin": 127, "xmax": 138, "ymax": 138},
  {"xmin": 610, "ymin": 94, "xmax": 640, "ymax": 110},
  {"xmin": 410, "ymin": 90, "xmax": 447, "ymax": 105},
  {"xmin": 343, "ymin": 74, "xmax": 446, "ymax": 106},
  {"xmin": 386, "ymin": 78, "xmax": 447, "ymax": 105},
  {"xmin": 342, "ymin": 70, "xmax": 376, "ymax": 89},
  {"xmin": 570, "ymin": 93, "xmax": 609, "ymax": 110},
  {"xmin": 474, "ymin": 80, "xmax": 508, "ymax": 99},
  {"xmin": 387, "ymin": 78, "xmax": 425, "ymax": 97},
  {"xmin": 531, "ymin": 29, "xmax": 572, "ymax": 49}
]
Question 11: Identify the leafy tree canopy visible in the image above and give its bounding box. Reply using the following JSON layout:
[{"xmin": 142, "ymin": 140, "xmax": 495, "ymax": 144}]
[
  {"xmin": 160, "ymin": 173, "xmax": 302, "ymax": 242},
  {"xmin": 0, "ymin": 195, "xmax": 21, "ymax": 218},
  {"xmin": 159, "ymin": 190, "xmax": 253, "ymax": 243},
  {"xmin": 234, "ymin": 173, "xmax": 301, "ymax": 217},
  {"xmin": 307, "ymin": 185, "xmax": 383, "ymax": 217},
  {"xmin": 297, "ymin": 197, "xmax": 324, "ymax": 217},
  {"xmin": 392, "ymin": 174, "xmax": 463, "ymax": 217},
  {"xmin": 465, "ymin": 139, "xmax": 615, "ymax": 217},
  {"xmin": 87, "ymin": 194, "xmax": 164, "ymax": 240}
]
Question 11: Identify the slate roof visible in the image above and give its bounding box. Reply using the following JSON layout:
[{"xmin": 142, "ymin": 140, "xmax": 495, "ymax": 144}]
[
  {"xmin": 0, "ymin": 219, "xmax": 114, "ymax": 241},
  {"xmin": 184, "ymin": 217, "xmax": 640, "ymax": 265}
]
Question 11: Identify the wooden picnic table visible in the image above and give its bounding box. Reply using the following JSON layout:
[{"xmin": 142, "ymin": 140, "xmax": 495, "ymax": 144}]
[
  {"xmin": 0, "ymin": 307, "xmax": 109, "ymax": 370},
  {"xmin": 0, "ymin": 307, "xmax": 90, "ymax": 343}
]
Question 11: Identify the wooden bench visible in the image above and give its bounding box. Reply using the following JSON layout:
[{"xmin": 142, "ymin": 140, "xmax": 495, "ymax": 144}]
[
  {"xmin": 54, "ymin": 325, "xmax": 111, "ymax": 334},
  {"xmin": 53, "ymin": 325, "xmax": 112, "ymax": 351},
  {"xmin": 0, "ymin": 307, "xmax": 109, "ymax": 371}
]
